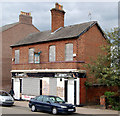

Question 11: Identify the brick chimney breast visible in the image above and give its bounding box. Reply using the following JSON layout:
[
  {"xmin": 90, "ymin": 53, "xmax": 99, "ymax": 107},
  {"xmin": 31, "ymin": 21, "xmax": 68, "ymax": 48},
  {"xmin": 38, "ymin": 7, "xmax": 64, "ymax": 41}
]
[
  {"xmin": 19, "ymin": 11, "xmax": 32, "ymax": 25},
  {"xmin": 50, "ymin": 3, "xmax": 65, "ymax": 32}
]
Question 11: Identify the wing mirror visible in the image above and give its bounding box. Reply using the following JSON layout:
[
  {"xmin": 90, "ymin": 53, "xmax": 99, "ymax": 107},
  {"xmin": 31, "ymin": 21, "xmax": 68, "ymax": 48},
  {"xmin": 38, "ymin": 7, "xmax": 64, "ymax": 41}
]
[{"xmin": 46, "ymin": 101, "xmax": 51, "ymax": 104}]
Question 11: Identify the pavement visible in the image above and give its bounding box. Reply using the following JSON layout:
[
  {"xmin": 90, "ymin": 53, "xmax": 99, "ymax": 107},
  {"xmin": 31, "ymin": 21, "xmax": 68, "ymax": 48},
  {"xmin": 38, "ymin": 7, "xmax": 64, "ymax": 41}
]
[{"xmin": 14, "ymin": 100, "xmax": 120, "ymax": 115}]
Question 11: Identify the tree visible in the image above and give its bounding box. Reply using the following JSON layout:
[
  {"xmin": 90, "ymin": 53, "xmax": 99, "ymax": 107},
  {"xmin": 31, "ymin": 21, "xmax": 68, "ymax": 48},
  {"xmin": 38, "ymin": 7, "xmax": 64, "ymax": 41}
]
[{"xmin": 85, "ymin": 27, "xmax": 120, "ymax": 90}]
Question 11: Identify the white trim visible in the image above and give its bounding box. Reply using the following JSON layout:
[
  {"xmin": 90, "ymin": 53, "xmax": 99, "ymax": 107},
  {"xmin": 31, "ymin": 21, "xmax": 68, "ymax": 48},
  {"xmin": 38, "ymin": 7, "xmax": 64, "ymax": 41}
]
[
  {"xmin": 11, "ymin": 69, "xmax": 86, "ymax": 73},
  {"xmin": 76, "ymin": 78, "xmax": 80, "ymax": 105}
]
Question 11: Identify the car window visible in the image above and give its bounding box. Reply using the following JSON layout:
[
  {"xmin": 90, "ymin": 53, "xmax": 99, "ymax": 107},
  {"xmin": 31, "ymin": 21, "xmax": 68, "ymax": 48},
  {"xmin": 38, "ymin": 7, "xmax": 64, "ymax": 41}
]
[
  {"xmin": 0, "ymin": 91, "xmax": 9, "ymax": 96},
  {"xmin": 43, "ymin": 96, "xmax": 49, "ymax": 102},
  {"xmin": 56, "ymin": 97, "xmax": 64, "ymax": 103},
  {"xmin": 36, "ymin": 96, "xmax": 43, "ymax": 102},
  {"xmin": 49, "ymin": 97, "xmax": 55, "ymax": 103},
  {"xmin": 34, "ymin": 96, "xmax": 39, "ymax": 100}
]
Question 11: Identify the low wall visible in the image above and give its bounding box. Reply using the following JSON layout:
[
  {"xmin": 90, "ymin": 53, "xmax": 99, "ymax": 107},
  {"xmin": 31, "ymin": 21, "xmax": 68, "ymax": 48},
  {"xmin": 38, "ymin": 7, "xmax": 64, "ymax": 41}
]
[{"xmin": 86, "ymin": 86, "xmax": 118, "ymax": 104}]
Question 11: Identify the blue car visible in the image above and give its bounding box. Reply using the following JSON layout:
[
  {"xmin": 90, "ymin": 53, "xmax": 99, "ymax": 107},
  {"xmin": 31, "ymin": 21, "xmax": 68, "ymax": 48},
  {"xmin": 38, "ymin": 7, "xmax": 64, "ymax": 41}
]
[{"xmin": 29, "ymin": 95, "xmax": 76, "ymax": 114}]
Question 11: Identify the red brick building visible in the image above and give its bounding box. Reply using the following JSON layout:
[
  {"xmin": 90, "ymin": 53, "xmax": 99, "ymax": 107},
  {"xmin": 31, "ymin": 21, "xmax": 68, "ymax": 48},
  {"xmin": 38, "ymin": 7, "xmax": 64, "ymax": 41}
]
[
  {"xmin": 11, "ymin": 3, "xmax": 107, "ymax": 105},
  {"xmin": 0, "ymin": 11, "xmax": 39, "ymax": 92}
]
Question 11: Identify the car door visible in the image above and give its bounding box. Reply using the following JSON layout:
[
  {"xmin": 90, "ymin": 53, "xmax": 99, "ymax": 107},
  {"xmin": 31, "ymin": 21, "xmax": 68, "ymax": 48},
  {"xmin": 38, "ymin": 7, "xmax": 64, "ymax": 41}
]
[
  {"xmin": 42, "ymin": 96, "xmax": 51, "ymax": 112},
  {"xmin": 34, "ymin": 96, "xmax": 44, "ymax": 110}
]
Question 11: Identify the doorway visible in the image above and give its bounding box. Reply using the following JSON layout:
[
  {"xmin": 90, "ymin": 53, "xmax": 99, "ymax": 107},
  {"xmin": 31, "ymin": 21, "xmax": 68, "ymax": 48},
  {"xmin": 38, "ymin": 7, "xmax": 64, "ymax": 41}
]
[
  {"xmin": 74, "ymin": 80, "xmax": 77, "ymax": 105},
  {"xmin": 12, "ymin": 79, "xmax": 14, "ymax": 89},
  {"xmin": 20, "ymin": 79, "xmax": 22, "ymax": 100},
  {"xmin": 64, "ymin": 80, "xmax": 68, "ymax": 102},
  {"xmin": 40, "ymin": 80, "xmax": 42, "ymax": 95}
]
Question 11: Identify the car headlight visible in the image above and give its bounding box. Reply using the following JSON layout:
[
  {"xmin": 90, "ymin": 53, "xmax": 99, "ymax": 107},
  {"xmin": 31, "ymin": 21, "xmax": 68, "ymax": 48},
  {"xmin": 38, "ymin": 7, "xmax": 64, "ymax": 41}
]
[
  {"xmin": 0, "ymin": 98, "xmax": 5, "ymax": 102},
  {"xmin": 11, "ymin": 98, "xmax": 14, "ymax": 101},
  {"xmin": 73, "ymin": 105, "xmax": 76, "ymax": 108},
  {"xmin": 61, "ymin": 106, "xmax": 67, "ymax": 108}
]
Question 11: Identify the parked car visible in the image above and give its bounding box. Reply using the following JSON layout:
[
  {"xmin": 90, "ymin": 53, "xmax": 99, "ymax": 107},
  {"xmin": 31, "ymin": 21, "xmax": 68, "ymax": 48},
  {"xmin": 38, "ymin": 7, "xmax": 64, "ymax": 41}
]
[
  {"xmin": 29, "ymin": 95, "xmax": 76, "ymax": 114},
  {"xmin": 0, "ymin": 90, "xmax": 14, "ymax": 106}
]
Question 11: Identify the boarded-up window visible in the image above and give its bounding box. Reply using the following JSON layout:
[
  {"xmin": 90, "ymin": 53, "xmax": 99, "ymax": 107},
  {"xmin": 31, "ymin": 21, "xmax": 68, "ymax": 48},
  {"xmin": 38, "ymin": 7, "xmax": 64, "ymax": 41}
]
[
  {"xmin": 29, "ymin": 48, "xmax": 34, "ymax": 63},
  {"xmin": 65, "ymin": 43, "xmax": 73, "ymax": 61},
  {"xmin": 15, "ymin": 49, "xmax": 19, "ymax": 64},
  {"xmin": 49, "ymin": 45, "xmax": 56, "ymax": 62}
]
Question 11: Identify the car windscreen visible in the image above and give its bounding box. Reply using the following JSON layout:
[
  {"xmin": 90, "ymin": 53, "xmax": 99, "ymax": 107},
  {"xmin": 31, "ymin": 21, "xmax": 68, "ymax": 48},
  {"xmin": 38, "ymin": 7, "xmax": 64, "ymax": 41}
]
[
  {"xmin": 49, "ymin": 96, "xmax": 64, "ymax": 103},
  {"xmin": 0, "ymin": 91, "xmax": 9, "ymax": 96}
]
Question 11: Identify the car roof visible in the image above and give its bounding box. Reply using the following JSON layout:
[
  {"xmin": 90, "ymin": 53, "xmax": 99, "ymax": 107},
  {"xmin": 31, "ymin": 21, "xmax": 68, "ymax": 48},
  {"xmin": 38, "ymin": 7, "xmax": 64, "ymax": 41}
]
[{"xmin": 38, "ymin": 95, "xmax": 58, "ymax": 97}]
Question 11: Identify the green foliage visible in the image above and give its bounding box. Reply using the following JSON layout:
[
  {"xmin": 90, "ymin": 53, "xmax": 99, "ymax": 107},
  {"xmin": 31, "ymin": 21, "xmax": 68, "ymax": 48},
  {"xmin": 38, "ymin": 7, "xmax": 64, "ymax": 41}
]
[
  {"xmin": 104, "ymin": 91, "xmax": 120, "ymax": 111},
  {"xmin": 104, "ymin": 91, "xmax": 116, "ymax": 106},
  {"xmin": 84, "ymin": 27, "xmax": 120, "ymax": 87},
  {"xmin": 112, "ymin": 104, "xmax": 120, "ymax": 111},
  {"xmin": 104, "ymin": 91, "xmax": 116, "ymax": 97}
]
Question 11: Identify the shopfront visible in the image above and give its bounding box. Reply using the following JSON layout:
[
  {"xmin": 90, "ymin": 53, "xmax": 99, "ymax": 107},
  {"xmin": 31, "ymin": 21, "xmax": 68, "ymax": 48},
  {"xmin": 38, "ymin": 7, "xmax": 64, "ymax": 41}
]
[{"xmin": 11, "ymin": 69, "xmax": 86, "ymax": 105}]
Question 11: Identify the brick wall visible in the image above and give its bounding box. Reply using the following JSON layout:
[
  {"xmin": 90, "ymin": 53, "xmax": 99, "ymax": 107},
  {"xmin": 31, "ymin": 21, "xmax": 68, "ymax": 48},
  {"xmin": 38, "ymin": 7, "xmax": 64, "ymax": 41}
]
[
  {"xmin": 1, "ymin": 23, "xmax": 39, "ymax": 91},
  {"xmin": 77, "ymin": 24, "xmax": 108, "ymax": 104},
  {"xmin": 86, "ymin": 86, "xmax": 118, "ymax": 104},
  {"xmin": 12, "ymin": 38, "xmax": 83, "ymax": 70},
  {"xmin": 12, "ymin": 24, "xmax": 107, "ymax": 71}
]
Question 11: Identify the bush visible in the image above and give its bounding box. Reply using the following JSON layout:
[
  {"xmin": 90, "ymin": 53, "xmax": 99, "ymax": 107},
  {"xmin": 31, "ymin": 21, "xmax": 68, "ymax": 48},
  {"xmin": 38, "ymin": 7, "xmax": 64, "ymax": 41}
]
[
  {"xmin": 104, "ymin": 91, "xmax": 116, "ymax": 97},
  {"xmin": 104, "ymin": 91, "xmax": 120, "ymax": 111}
]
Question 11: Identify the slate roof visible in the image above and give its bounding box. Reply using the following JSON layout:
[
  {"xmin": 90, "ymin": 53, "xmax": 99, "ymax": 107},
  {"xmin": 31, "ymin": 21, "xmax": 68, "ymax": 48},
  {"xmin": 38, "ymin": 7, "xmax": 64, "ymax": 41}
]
[
  {"xmin": 0, "ymin": 22, "xmax": 19, "ymax": 32},
  {"xmin": 11, "ymin": 21, "xmax": 106, "ymax": 47}
]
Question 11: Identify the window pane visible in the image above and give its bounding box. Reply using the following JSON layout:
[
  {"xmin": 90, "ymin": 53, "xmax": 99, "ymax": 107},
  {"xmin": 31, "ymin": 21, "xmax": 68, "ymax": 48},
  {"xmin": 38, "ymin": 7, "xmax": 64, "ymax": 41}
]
[
  {"xmin": 34, "ymin": 53, "xmax": 40, "ymax": 63},
  {"xmin": 29, "ymin": 48, "xmax": 34, "ymax": 63},
  {"xmin": 43, "ymin": 96, "xmax": 49, "ymax": 102},
  {"xmin": 36, "ymin": 96, "xmax": 43, "ymax": 101},
  {"xmin": 49, "ymin": 45, "xmax": 56, "ymax": 62},
  {"xmin": 15, "ymin": 49, "xmax": 19, "ymax": 64},
  {"xmin": 65, "ymin": 43, "xmax": 73, "ymax": 61}
]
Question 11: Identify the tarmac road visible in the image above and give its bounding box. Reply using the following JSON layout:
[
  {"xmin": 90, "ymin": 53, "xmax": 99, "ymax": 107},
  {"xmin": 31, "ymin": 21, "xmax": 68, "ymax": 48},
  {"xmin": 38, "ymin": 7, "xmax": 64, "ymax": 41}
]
[{"xmin": 0, "ymin": 101, "xmax": 119, "ymax": 116}]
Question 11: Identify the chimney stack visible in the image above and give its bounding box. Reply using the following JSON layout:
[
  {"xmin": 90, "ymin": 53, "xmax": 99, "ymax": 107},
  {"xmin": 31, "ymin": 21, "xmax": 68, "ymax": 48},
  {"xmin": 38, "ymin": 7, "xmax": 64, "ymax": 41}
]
[
  {"xmin": 19, "ymin": 11, "xmax": 32, "ymax": 25},
  {"xmin": 50, "ymin": 3, "xmax": 65, "ymax": 32}
]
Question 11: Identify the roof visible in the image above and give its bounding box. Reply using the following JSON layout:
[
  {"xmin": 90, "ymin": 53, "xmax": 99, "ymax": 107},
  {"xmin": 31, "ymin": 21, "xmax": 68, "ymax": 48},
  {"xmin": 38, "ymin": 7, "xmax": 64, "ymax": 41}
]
[
  {"xmin": 0, "ymin": 22, "xmax": 19, "ymax": 32},
  {"xmin": 11, "ymin": 21, "xmax": 106, "ymax": 47}
]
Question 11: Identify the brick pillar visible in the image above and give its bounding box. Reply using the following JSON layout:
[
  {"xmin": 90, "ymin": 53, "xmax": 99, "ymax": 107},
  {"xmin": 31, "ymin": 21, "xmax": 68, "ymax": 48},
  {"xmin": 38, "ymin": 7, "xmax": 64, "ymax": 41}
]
[{"xmin": 80, "ymin": 78, "xmax": 87, "ymax": 105}]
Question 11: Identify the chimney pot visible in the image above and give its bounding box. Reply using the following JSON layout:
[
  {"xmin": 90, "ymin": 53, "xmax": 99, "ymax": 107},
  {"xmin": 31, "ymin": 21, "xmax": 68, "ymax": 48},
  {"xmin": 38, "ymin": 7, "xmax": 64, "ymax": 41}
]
[{"xmin": 55, "ymin": 3, "xmax": 63, "ymax": 10}]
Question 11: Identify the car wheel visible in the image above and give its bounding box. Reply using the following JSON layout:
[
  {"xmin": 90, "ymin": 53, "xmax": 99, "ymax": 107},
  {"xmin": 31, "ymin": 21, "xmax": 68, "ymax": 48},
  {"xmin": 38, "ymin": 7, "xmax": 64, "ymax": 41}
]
[
  {"xmin": 52, "ymin": 107, "xmax": 58, "ymax": 115},
  {"xmin": 31, "ymin": 105, "xmax": 37, "ymax": 112}
]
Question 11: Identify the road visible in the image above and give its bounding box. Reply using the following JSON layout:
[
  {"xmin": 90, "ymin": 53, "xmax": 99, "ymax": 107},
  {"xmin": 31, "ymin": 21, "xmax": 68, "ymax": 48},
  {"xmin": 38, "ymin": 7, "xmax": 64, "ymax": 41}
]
[
  {"xmin": 0, "ymin": 105, "xmax": 85, "ymax": 116},
  {"xmin": 0, "ymin": 101, "xmax": 119, "ymax": 116}
]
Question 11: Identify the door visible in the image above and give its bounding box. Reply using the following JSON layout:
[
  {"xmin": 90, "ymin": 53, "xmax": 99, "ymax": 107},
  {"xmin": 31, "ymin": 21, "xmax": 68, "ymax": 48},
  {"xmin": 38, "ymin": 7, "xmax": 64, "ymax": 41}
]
[
  {"xmin": 20, "ymin": 79, "xmax": 22, "ymax": 99},
  {"xmin": 35, "ymin": 95, "xmax": 44, "ymax": 110},
  {"xmin": 74, "ymin": 81, "xmax": 77, "ymax": 105},
  {"xmin": 12, "ymin": 79, "xmax": 14, "ymax": 89},
  {"xmin": 64, "ymin": 80, "xmax": 68, "ymax": 102},
  {"xmin": 40, "ymin": 80, "xmax": 42, "ymax": 95},
  {"xmin": 42, "ymin": 96, "xmax": 51, "ymax": 111}
]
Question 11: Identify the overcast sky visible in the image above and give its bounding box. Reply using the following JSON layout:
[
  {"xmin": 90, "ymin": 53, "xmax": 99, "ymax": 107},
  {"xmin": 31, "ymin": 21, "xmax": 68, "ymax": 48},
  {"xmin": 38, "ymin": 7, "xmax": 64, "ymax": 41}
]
[{"xmin": 1, "ymin": 2, "xmax": 118, "ymax": 32}]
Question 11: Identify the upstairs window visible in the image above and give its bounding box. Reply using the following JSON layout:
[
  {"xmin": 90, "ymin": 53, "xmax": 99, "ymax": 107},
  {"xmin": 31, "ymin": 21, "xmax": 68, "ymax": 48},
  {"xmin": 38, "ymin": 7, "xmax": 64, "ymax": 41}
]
[
  {"xmin": 29, "ymin": 48, "xmax": 34, "ymax": 63},
  {"xmin": 34, "ymin": 52, "xmax": 40, "ymax": 64},
  {"xmin": 15, "ymin": 49, "xmax": 20, "ymax": 64},
  {"xmin": 49, "ymin": 45, "xmax": 56, "ymax": 62},
  {"xmin": 65, "ymin": 43, "xmax": 73, "ymax": 61}
]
